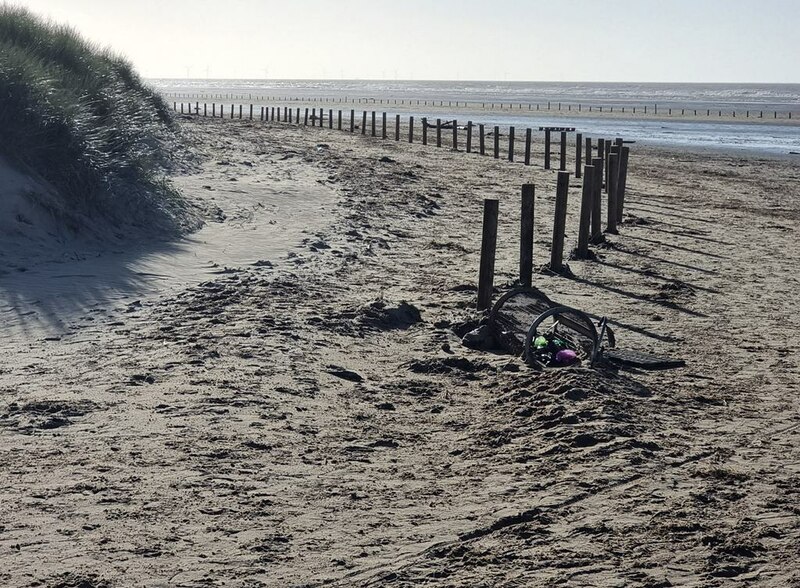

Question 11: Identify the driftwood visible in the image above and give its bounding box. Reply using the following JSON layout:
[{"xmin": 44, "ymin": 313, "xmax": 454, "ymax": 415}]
[{"xmin": 424, "ymin": 119, "xmax": 456, "ymax": 129}]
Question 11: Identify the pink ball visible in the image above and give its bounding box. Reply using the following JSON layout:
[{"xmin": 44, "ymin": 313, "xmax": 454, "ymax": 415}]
[{"xmin": 554, "ymin": 349, "xmax": 579, "ymax": 366}]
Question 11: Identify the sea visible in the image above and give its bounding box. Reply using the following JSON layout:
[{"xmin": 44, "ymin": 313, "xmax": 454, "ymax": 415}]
[{"xmin": 149, "ymin": 80, "xmax": 800, "ymax": 156}]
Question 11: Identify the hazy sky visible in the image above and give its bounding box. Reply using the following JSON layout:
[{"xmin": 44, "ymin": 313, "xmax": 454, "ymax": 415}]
[{"xmin": 12, "ymin": 0, "xmax": 800, "ymax": 82}]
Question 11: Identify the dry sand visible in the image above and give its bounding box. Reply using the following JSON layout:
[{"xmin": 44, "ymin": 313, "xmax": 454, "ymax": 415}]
[{"xmin": 0, "ymin": 114, "xmax": 798, "ymax": 587}]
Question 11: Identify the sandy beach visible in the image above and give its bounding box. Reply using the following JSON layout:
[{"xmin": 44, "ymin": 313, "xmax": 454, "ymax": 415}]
[{"xmin": 1, "ymin": 113, "xmax": 799, "ymax": 587}]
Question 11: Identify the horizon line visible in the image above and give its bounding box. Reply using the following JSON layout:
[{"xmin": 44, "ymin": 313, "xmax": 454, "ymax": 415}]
[{"xmin": 144, "ymin": 77, "xmax": 800, "ymax": 86}]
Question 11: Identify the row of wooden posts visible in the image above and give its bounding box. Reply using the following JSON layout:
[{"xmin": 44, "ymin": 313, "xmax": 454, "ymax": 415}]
[
  {"xmin": 173, "ymin": 101, "xmax": 622, "ymax": 175},
  {"xmin": 476, "ymin": 141, "xmax": 630, "ymax": 311},
  {"xmin": 168, "ymin": 95, "xmax": 795, "ymax": 119},
  {"xmin": 171, "ymin": 100, "xmax": 631, "ymax": 313}
]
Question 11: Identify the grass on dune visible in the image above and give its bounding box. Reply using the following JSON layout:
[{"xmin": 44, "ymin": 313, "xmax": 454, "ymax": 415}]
[{"xmin": 0, "ymin": 4, "xmax": 195, "ymax": 236}]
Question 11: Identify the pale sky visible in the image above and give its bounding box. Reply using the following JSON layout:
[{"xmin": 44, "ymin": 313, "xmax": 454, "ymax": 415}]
[{"xmin": 10, "ymin": 0, "xmax": 800, "ymax": 83}]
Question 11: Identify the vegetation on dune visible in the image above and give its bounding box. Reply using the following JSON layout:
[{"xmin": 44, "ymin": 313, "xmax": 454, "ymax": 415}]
[{"xmin": 0, "ymin": 4, "xmax": 195, "ymax": 236}]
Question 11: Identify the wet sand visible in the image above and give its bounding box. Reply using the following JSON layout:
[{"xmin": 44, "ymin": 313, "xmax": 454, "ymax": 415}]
[{"xmin": 0, "ymin": 115, "xmax": 798, "ymax": 587}]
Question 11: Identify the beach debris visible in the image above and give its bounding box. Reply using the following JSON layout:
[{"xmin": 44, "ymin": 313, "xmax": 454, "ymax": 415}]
[{"xmin": 461, "ymin": 325, "xmax": 499, "ymax": 351}]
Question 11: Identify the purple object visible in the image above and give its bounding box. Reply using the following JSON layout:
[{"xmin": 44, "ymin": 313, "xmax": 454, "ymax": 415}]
[{"xmin": 554, "ymin": 349, "xmax": 579, "ymax": 366}]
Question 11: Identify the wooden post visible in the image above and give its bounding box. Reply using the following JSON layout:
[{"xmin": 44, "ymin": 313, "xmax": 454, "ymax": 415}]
[
  {"xmin": 409, "ymin": 116, "xmax": 414, "ymax": 143},
  {"xmin": 212, "ymin": 103, "xmax": 216, "ymax": 117},
  {"xmin": 544, "ymin": 129, "xmax": 551, "ymax": 169},
  {"xmin": 436, "ymin": 119, "xmax": 442, "ymax": 147},
  {"xmin": 250, "ymin": 104, "xmax": 253, "ymax": 120},
  {"xmin": 296, "ymin": 108, "xmax": 300, "ymax": 123},
  {"xmin": 585, "ymin": 137, "xmax": 591, "ymax": 171},
  {"xmin": 606, "ymin": 151, "xmax": 619, "ymax": 234},
  {"xmin": 508, "ymin": 126, "xmax": 515, "ymax": 162},
  {"xmin": 452, "ymin": 119, "xmax": 458, "ymax": 151},
  {"xmin": 604, "ymin": 140, "xmax": 612, "ymax": 193},
  {"xmin": 479, "ymin": 124, "xmax": 485, "ymax": 155},
  {"xmin": 361, "ymin": 111, "xmax": 367, "ymax": 135},
  {"xmin": 422, "ymin": 118, "xmax": 428, "ymax": 145},
  {"xmin": 616, "ymin": 146, "xmax": 630, "ymax": 224},
  {"xmin": 350, "ymin": 109, "xmax": 355, "ymax": 133},
  {"xmin": 330, "ymin": 109, "xmax": 334, "ymax": 129},
  {"xmin": 239, "ymin": 105, "xmax": 243, "ymax": 119},
  {"xmin": 382, "ymin": 112, "xmax": 387, "ymax": 139},
  {"xmin": 231, "ymin": 104, "xmax": 234, "ymax": 119},
  {"xmin": 493, "ymin": 126, "xmax": 500, "ymax": 159},
  {"xmin": 576, "ymin": 165, "xmax": 594, "ymax": 258},
  {"xmin": 337, "ymin": 110, "xmax": 342, "ymax": 130},
  {"xmin": 597, "ymin": 139, "xmax": 605, "ymax": 188},
  {"xmin": 520, "ymin": 184, "xmax": 535, "ymax": 287},
  {"xmin": 590, "ymin": 158, "xmax": 603, "ymax": 243},
  {"xmin": 395, "ymin": 115, "xmax": 400, "ymax": 141},
  {"xmin": 524, "ymin": 129, "xmax": 532, "ymax": 166},
  {"xmin": 304, "ymin": 108, "xmax": 309, "ymax": 125},
  {"xmin": 477, "ymin": 199, "xmax": 500, "ymax": 311},
  {"xmin": 559, "ymin": 131, "xmax": 567, "ymax": 171},
  {"xmin": 550, "ymin": 172, "xmax": 570, "ymax": 272},
  {"xmin": 575, "ymin": 133, "xmax": 583, "ymax": 178},
  {"xmin": 371, "ymin": 111, "xmax": 376, "ymax": 137},
  {"xmin": 466, "ymin": 122, "xmax": 473, "ymax": 153},
  {"xmin": 205, "ymin": 103, "xmax": 208, "ymax": 117}
]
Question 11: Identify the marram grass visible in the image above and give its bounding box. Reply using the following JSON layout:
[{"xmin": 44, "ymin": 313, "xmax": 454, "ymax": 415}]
[{"xmin": 0, "ymin": 4, "xmax": 196, "ymax": 236}]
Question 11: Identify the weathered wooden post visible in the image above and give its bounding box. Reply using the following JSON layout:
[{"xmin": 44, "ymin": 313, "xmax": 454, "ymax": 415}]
[
  {"xmin": 422, "ymin": 118, "xmax": 428, "ymax": 145},
  {"xmin": 205, "ymin": 103, "xmax": 208, "ymax": 117},
  {"xmin": 575, "ymin": 133, "xmax": 583, "ymax": 178},
  {"xmin": 477, "ymin": 199, "xmax": 500, "ymax": 311},
  {"xmin": 452, "ymin": 119, "xmax": 458, "ymax": 150},
  {"xmin": 597, "ymin": 139, "xmax": 605, "ymax": 188},
  {"xmin": 524, "ymin": 129, "xmax": 532, "ymax": 166},
  {"xmin": 296, "ymin": 107, "xmax": 300, "ymax": 123},
  {"xmin": 615, "ymin": 146, "xmax": 630, "ymax": 224},
  {"xmin": 559, "ymin": 131, "xmax": 567, "ymax": 171},
  {"xmin": 239, "ymin": 105, "xmax": 243, "ymax": 119},
  {"xmin": 361, "ymin": 111, "xmax": 367, "ymax": 135},
  {"xmin": 382, "ymin": 112, "xmax": 387, "ymax": 139},
  {"xmin": 606, "ymin": 151, "xmax": 620, "ymax": 234},
  {"xmin": 493, "ymin": 126, "xmax": 500, "ymax": 159},
  {"xmin": 231, "ymin": 104, "xmax": 234, "ymax": 119},
  {"xmin": 329, "ymin": 109, "xmax": 334, "ymax": 129},
  {"xmin": 395, "ymin": 115, "xmax": 400, "ymax": 141},
  {"xmin": 520, "ymin": 184, "xmax": 535, "ymax": 287},
  {"xmin": 250, "ymin": 104, "xmax": 253, "ymax": 120},
  {"xmin": 409, "ymin": 116, "xmax": 414, "ymax": 143},
  {"xmin": 180, "ymin": 103, "xmax": 184, "ymax": 114},
  {"xmin": 479, "ymin": 124, "xmax": 485, "ymax": 155},
  {"xmin": 591, "ymin": 158, "xmax": 603, "ymax": 243},
  {"xmin": 550, "ymin": 172, "xmax": 570, "ymax": 272},
  {"xmin": 212, "ymin": 103, "xmax": 216, "ymax": 117},
  {"xmin": 350, "ymin": 109, "xmax": 355, "ymax": 133},
  {"xmin": 436, "ymin": 119, "xmax": 442, "ymax": 147},
  {"xmin": 304, "ymin": 108, "xmax": 309, "ymax": 125},
  {"xmin": 585, "ymin": 137, "xmax": 591, "ymax": 170},
  {"xmin": 371, "ymin": 111, "xmax": 376, "ymax": 137},
  {"xmin": 576, "ymin": 165, "xmax": 595, "ymax": 259},
  {"xmin": 466, "ymin": 122, "xmax": 473, "ymax": 153},
  {"xmin": 508, "ymin": 126, "xmax": 515, "ymax": 162},
  {"xmin": 544, "ymin": 129, "xmax": 552, "ymax": 169}
]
